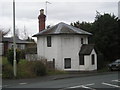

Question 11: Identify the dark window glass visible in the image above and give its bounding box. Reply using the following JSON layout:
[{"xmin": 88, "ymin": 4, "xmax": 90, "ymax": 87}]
[
  {"xmin": 81, "ymin": 38, "xmax": 83, "ymax": 44},
  {"xmin": 64, "ymin": 58, "xmax": 71, "ymax": 69},
  {"xmin": 53, "ymin": 58, "xmax": 55, "ymax": 68},
  {"xmin": 47, "ymin": 36, "xmax": 51, "ymax": 47},
  {"xmin": 92, "ymin": 54, "xmax": 95, "ymax": 65},
  {"xmin": 79, "ymin": 54, "xmax": 84, "ymax": 65}
]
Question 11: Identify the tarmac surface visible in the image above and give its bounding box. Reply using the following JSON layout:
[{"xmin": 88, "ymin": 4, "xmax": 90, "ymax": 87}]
[{"xmin": 2, "ymin": 71, "xmax": 119, "ymax": 89}]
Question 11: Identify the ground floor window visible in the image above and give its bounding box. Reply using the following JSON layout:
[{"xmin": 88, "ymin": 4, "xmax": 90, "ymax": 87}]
[
  {"xmin": 91, "ymin": 54, "xmax": 95, "ymax": 65},
  {"xmin": 79, "ymin": 54, "xmax": 84, "ymax": 65},
  {"xmin": 64, "ymin": 58, "xmax": 71, "ymax": 69}
]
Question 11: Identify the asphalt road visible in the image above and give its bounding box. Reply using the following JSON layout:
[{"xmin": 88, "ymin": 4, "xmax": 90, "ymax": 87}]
[{"xmin": 2, "ymin": 72, "xmax": 120, "ymax": 90}]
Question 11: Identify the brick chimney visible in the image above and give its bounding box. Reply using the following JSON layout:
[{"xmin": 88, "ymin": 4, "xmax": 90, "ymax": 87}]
[{"xmin": 38, "ymin": 9, "xmax": 46, "ymax": 32}]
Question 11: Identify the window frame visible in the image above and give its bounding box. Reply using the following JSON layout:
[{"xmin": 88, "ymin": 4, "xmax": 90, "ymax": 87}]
[
  {"xmin": 47, "ymin": 36, "xmax": 51, "ymax": 47},
  {"xmin": 64, "ymin": 58, "xmax": 71, "ymax": 69}
]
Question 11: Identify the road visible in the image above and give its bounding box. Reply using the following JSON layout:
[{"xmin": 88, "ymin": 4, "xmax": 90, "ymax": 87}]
[{"xmin": 2, "ymin": 72, "xmax": 120, "ymax": 90}]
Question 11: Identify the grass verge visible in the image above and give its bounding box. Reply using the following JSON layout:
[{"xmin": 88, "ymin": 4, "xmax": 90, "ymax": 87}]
[{"xmin": 2, "ymin": 57, "xmax": 67, "ymax": 79}]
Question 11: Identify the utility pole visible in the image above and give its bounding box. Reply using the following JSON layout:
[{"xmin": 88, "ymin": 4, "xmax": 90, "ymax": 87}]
[{"xmin": 13, "ymin": 0, "xmax": 17, "ymax": 77}]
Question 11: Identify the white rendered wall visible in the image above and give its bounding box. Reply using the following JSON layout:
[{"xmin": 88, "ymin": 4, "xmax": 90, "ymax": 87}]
[
  {"xmin": 89, "ymin": 49, "xmax": 97, "ymax": 70},
  {"xmin": 37, "ymin": 35, "xmax": 88, "ymax": 71},
  {"xmin": 37, "ymin": 36, "xmax": 58, "ymax": 61},
  {"xmin": 79, "ymin": 49, "xmax": 97, "ymax": 71}
]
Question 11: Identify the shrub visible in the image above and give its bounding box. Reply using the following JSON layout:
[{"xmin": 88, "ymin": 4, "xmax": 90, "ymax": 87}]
[
  {"xmin": 17, "ymin": 60, "xmax": 36, "ymax": 78},
  {"xmin": 7, "ymin": 49, "xmax": 21, "ymax": 65},
  {"xmin": 32, "ymin": 61, "xmax": 47, "ymax": 76},
  {"xmin": 17, "ymin": 60, "xmax": 47, "ymax": 78},
  {"xmin": 2, "ymin": 59, "xmax": 47, "ymax": 79},
  {"xmin": 19, "ymin": 50, "xmax": 25, "ymax": 59},
  {"xmin": 2, "ymin": 64, "xmax": 14, "ymax": 79}
]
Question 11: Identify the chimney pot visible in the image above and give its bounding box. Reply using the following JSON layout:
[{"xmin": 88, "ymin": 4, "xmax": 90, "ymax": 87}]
[{"xmin": 40, "ymin": 9, "xmax": 44, "ymax": 14}]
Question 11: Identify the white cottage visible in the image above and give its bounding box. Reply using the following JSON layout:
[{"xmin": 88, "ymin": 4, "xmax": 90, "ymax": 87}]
[{"xmin": 33, "ymin": 9, "xmax": 97, "ymax": 71}]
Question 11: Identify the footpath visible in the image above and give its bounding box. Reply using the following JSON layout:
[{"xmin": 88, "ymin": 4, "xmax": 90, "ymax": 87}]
[{"xmin": 2, "ymin": 71, "xmax": 118, "ymax": 88}]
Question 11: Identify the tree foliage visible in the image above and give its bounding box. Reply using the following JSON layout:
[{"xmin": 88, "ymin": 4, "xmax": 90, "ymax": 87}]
[
  {"xmin": 7, "ymin": 49, "xmax": 22, "ymax": 65},
  {"xmin": 71, "ymin": 12, "xmax": 120, "ymax": 62}
]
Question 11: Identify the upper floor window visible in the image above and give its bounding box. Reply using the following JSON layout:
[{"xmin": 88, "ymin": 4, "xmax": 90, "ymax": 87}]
[
  {"xmin": 47, "ymin": 36, "xmax": 51, "ymax": 47},
  {"xmin": 81, "ymin": 38, "xmax": 84, "ymax": 44}
]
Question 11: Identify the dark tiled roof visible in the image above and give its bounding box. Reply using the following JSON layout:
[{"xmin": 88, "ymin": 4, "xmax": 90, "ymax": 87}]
[
  {"xmin": 2, "ymin": 37, "xmax": 32, "ymax": 44},
  {"xmin": 79, "ymin": 44, "xmax": 95, "ymax": 55},
  {"xmin": 33, "ymin": 22, "xmax": 92, "ymax": 37},
  {"xmin": 2, "ymin": 37, "xmax": 11, "ymax": 42}
]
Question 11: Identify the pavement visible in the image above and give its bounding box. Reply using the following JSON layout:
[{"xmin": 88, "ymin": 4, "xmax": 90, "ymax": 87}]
[{"xmin": 2, "ymin": 71, "xmax": 119, "ymax": 88}]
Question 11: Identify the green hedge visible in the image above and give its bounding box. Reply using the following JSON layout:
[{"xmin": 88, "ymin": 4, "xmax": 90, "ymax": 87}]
[{"xmin": 6, "ymin": 49, "xmax": 25, "ymax": 66}]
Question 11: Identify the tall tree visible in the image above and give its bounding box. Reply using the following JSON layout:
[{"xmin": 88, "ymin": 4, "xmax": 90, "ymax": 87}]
[
  {"xmin": 71, "ymin": 13, "xmax": 119, "ymax": 62},
  {"xmin": 71, "ymin": 21, "xmax": 92, "ymax": 32},
  {"xmin": 92, "ymin": 13, "xmax": 119, "ymax": 61}
]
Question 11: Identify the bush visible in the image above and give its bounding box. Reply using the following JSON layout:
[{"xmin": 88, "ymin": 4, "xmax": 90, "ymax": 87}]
[
  {"xmin": 19, "ymin": 50, "xmax": 25, "ymax": 59},
  {"xmin": 2, "ymin": 64, "xmax": 14, "ymax": 79},
  {"xmin": 17, "ymin": 60, "xmax": 36, "ymax": 78},
  {"xmin": 32, "ymin": 61, "xmax": 47, "ymax": 76},
  {"xmin": 7, "ymin": 49, "xmax": 21, "ymax": 65},
  {"xmin": 2, "ymin": 59, "xmax": 47, "ymax": 79},
  {"xmin": 17, "ymin": 60, "xmax": 47, "ymax": 78}
]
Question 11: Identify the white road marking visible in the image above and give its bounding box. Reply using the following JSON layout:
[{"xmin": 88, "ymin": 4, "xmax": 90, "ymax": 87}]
[
  {"xmin": 81, "ymin": 85, "xmax": 96, "ymax": 90},
  {"xmin": 66, "ymin": 83, "xmax": 95, "ymax": 90},
  {"xmin": 85, "ymin": 83, "xmax": 95, "ymax": 86},
  {"xmin": 19, "ymin": 83, "xmax": 27, "ymax": 85},
  {"xmin": 68, "ymin": 85, "xmax": 81, "ymax": 88},
  {"xmin": 112, "ymin": 80, "xmax": 120, "ymax": 82},
  {"xmin": 102, "ymin": 82, "xmax": 120, "ymax": 88}
]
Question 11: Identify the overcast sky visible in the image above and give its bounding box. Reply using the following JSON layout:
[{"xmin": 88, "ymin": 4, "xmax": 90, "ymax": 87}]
[{"xmin": 0, "ymin": 0, "xmax": 119, "ymax": 39}]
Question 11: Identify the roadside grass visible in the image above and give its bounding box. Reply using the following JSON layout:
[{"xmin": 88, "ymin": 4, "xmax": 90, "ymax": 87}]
[
  {"xmin": 2, "ymin": 57, "xmax": 9, "ymax": 65},
  {"xmin": 98, "ymin": 67, "xmax": 109, "ymax": 72},
  {"xmin": 2, "ymin": 58, "xmax": 43, "ymax": 79},
  {"xmin": 0, "ymin": 56, "xmax": 2, "ymax": 65},
  {"xmin": 17, "ymin": 59, "xmax": 36, "ymax": 79},
  {"xmin": 2, "ymin": 58, "xmax": 67, "ymax": 79},
  {"xmin": 18, "ymin": 59, "xmax": 28, "ymax": 65},
  {"xmin": 47, "ymin": 70, "xmax": 67, "ymax": 75},
  {"xmin": 97, "ymin": 60, "xmax": 111, "ymax": 73}
]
